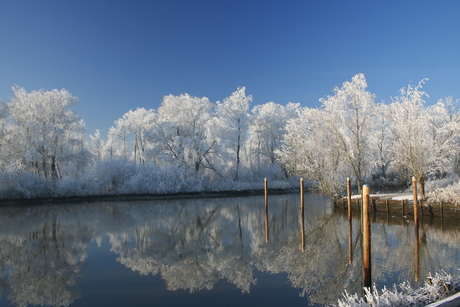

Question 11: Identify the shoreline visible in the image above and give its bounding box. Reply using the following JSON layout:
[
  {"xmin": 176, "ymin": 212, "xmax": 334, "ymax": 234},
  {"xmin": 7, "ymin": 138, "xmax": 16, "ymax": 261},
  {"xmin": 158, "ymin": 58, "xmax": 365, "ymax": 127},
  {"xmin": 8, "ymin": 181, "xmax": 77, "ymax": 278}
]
[{"xmin": 0, "ymin": 188, "xmax": 299, "ymax": 206}]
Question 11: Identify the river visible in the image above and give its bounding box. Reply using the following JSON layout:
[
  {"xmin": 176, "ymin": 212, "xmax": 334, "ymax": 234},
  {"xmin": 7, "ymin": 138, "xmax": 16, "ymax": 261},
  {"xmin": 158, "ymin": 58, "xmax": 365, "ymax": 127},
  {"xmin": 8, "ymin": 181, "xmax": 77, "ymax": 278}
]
[{"xmin": 0, "ymin": 193, "xmax": 458, "ymax": 306}]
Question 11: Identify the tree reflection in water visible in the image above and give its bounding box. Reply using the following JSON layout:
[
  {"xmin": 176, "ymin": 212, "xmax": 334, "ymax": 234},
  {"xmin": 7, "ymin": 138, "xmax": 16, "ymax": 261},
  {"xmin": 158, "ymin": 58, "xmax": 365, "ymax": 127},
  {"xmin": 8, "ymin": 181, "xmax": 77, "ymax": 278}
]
[{"xmin": 0, "ymin": 194, "xmax": 459, "ymax": 306}]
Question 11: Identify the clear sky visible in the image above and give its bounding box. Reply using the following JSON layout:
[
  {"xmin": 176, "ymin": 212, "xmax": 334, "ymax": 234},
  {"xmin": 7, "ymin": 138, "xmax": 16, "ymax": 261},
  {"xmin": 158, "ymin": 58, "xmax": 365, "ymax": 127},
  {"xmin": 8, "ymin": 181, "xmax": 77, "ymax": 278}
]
[{"xmin": 1, "ymin": 0, "xmax": 459, "ymax": 135}]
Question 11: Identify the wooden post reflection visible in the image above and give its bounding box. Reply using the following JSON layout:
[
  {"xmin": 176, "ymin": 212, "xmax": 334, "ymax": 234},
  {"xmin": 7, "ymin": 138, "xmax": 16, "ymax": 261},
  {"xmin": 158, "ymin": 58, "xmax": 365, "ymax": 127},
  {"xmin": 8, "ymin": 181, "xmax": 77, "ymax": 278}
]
[
  {"xmin": 386, "ymin": 198, "xmax": 389, "ymax": 225},
  {"xmin": 264, "ymin": 178, "xmax": 269, "ymax": 243},
  {"xmin": 300, "ymin": 178, "xmax": 305, "ymax": 252},
  {"xmin": 265, "ymin": 203, "xmax": 269, "ymax": 243},
  {"xmin": 347, "ymin": 178, "xmax": 353, "ymax": 263},
  {"xmin": 412, "ymin": 177, "xmax": 419, "ymax": 281},
  {"xmin": 264, "ymin": 178, "xmax": 268, "ymax": 208},
  {"xmin": 412, "ymin": 177, "xmax": 419, "ymax": 225},
  {"xmin": 363, "ymin": 185, "xmax": 371, "ymax": 288},
  {"xmin": 347, "ymin": 177, "xmax": 352, "ymax": 220},
  {"xmin": 348, "ymin": 211, "xmax": 353, "ymax": 264},
  {"xmin": 414, "ymin": 218, "xmax": 420, "ymax": 282}
]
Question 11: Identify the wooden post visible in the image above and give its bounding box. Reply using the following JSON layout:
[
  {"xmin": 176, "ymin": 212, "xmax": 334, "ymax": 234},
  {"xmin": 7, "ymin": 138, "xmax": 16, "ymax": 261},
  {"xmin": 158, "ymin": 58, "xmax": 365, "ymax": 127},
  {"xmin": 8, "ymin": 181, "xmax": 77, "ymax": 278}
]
[
  {"xmin": 300, "ymin": 178, "xmax": 305, "ymax": 213},
  {"xmin": 347, "ymin": 177, "xmax": 352, "ymax": 220},
  {"xmin": 363, "ymin": 185, "xmax": 371, "ymax": 288},
  {"xmin": 264, "ymin": 178, "xmax": 268, "ymax": 209},
  {"xmin": 264, "ymin": 178, "xmax": 269, "ymax": 243},
  {"xmin": 414, "ymin": 215, "xmax": 420, "ymax": 282},
  {"xmin": 300, "ymin": 178, "xmax": 305, "ymax": 251},
  {"xmin": 412, "ymin": 177, "xmax": 419, "ymax": 224}
]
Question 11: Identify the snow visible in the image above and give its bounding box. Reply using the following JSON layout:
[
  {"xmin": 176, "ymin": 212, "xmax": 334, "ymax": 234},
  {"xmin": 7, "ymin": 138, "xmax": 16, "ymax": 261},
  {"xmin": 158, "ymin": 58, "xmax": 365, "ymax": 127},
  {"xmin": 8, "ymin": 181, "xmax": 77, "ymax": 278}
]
[
  {"xmin": 350, "ymin": 193, "xmax": 414, "ymax": 200},
  {"xmin": 337, "ymin": 271, "xmax": 460, "ymax": 307}
]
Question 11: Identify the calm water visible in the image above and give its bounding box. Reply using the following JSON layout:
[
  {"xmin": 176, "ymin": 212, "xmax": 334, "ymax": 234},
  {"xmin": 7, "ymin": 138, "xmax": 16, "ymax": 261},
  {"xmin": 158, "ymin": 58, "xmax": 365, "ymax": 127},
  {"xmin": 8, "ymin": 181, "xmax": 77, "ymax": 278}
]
[{"xmin": 0, "ymin": 193, "xmax": 459, "ymax": 306}]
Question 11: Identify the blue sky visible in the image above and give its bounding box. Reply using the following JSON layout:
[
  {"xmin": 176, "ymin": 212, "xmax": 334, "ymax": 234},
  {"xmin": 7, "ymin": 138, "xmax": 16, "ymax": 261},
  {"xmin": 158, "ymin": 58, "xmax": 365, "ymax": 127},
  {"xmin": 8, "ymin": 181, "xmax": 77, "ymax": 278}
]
[{"xmin": 1, "ymin": 0, "xmax": 459, "ymax": 135}]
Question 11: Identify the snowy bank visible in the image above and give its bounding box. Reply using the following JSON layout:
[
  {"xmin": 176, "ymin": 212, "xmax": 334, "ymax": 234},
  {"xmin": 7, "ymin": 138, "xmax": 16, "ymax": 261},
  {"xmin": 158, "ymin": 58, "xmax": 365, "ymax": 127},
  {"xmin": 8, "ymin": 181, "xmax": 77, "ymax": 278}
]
[
  {"xmin": 337, "ymin": 271, "xmax": 460, "ymax": 307},
  {"xmin": 349, "ymin": 193, "xmax": 414, "ymax": 201},
  {"xmin": 0, "ymin": 162, "xmax": 301, "ymax": 200}
]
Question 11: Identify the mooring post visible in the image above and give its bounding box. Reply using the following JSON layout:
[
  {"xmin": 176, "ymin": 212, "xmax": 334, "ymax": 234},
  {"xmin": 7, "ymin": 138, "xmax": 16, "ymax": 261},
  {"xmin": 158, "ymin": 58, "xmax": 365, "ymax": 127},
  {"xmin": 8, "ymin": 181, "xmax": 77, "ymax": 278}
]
[
  {"xmin": 300, "ymin": 178, "xmax": 305, "ymax": 212},
  {"xmin": 412, "ymin": 177, "xmax": 418, "ymax": 224},
  {"xmin": 414, "ymin": 215, "xmax": 420, "ymax": 282},
  {"xmin": 264, "ymin": 178, "xmax": 268, "ymax": 209},
  {"xmin": 300, "ymin": 178, "xmax": 305, "ymax": 251},
  {"xmin": 264, "ymin": 178, "xmax": 269, "ymax": 243},
  {"xmin": 363, "ymin": 185, "xmax": 371, "ymax": 288},
  {"xmin": 347, "ymin": 177, "xmax": 352, "ymax": 220},
  {"xmin": 300, "ymin": 178, "xmax": 305, "ymax": 214}
]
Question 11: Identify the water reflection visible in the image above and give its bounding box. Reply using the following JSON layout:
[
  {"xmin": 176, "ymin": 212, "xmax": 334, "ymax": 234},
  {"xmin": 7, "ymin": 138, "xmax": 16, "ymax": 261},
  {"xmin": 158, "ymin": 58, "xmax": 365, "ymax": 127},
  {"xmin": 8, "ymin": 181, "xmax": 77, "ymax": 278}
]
[
  {"xmin": 415, "ymin": 217, "xmax": 420, "ymax": 282},
  {"xmin": 0, "ymin": 194, "xmax": 459, "ymax": 306}
]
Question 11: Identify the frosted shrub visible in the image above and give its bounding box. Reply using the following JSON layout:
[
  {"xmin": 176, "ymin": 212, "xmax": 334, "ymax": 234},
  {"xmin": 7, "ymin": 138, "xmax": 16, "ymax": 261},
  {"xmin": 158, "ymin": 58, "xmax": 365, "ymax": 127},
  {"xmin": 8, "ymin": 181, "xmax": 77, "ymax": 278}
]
[
  {"xmin": 123, "ymin": 164, "xmax": 202, "ymax": 194},
  {"xmin": 337, "ymin": 271, "xmax": 460, "ymax": 307},
  {"xmin": 0, "ymin": 169, "xmax": 49, "ymax": 199},
  {"xmin": 425, "ymin": 176, "xmax": 459, "ymax": 192},
  {"xmin": 427, "ymin": 180, "xmax": 460, "ymax": 206},
  {"xmin": 121, "ymin": 165, "xmax": 159, "ymax": 194},
  {"xmin": 55, "ymin": 177, "xmax": 99, "ymax": 197},
  {"xmin": 89, "ymin": 160, "xmax": 138, "ymax": 194}
]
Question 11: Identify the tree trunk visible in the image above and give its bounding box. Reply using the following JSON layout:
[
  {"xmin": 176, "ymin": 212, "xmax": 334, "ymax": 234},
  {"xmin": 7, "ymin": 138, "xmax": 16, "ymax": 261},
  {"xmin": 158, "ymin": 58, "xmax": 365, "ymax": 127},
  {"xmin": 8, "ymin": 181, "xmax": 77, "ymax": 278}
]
[
  {"xmin": 236, "ymin": 134, "xmax": 240, "ymax": 180},
  {"xmin": 418, "ymin": 175, "xmax": 426, "ymax": 199},
  {"xmin": 51, "ymin": 155, "xmax": 59, "ymax": 180},
  {"xmin": 356, "ymin": 177, "xmax": 362, "ymax": 195}
]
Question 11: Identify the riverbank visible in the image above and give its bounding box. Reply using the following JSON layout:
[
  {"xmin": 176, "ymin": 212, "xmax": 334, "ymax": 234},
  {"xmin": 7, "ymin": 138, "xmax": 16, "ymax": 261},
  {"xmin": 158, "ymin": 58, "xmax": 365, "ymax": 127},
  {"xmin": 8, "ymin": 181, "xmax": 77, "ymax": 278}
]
[{"xmin": 0, "ymin": 187, "xmax": 298, "ymax": 206}]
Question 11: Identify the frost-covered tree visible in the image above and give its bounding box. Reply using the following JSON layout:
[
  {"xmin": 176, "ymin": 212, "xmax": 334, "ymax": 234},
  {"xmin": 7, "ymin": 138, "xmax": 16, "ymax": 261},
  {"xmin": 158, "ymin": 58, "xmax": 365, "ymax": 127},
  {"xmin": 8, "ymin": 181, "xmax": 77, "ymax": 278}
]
[
  {"xmin": 437, "ymin": 96, "xmax": 460, "ymax": 175},
  {"xmin": 88, "ymin": 130, "xmax": 104, "ymax": 161},
  {"xmin": 126, "ymin": 108, "xmax": 157, "ymax": 164},
  {"xmin": 277, "ymin": 107, "xmax": 344, "ymax": 195},
  {"xmin": 429, "ymin": 96, "xmax": 460, "ymax": 176},
  {"xmin": 369, "ymin": 102, "xmax": 393, "ymax": 181},
  {"xmin": 319, "ymin": 73, "xmax": 376, "ymax": 192},
  {"xmin": 248, "ymin": 102, "xmax": 299, "ymax": 174},
  {"xmin": 107, "ymin": 108, "xmax": 157, "ymax": 164},
  {"xmin": 215, "ymin": 87, "xmax": 252, "ymax": 180},
  {"xmin": 106, "ymin": 116, "xmax": 129, "ymax": 160},
  {"xmin": 389, "ymin": 80, "xmax": 460, "ymax": 198},
  {"xmin": 390, "ymin": 80, "xmax": 430, "ymax": 194},
  {"xmin": 153, "ymin": 94, "xmax": 218, "ymax": 175},
  {"xmin": 0, "ymin": 100, "xmax": 12, "ymax": 171},
  {"xmin": 278, "ymin": 74, "xmax": 377, "ymax": 194},
  {"xmin": 8, "ymin": 86, "xmax": 90, "ymax": 179}
]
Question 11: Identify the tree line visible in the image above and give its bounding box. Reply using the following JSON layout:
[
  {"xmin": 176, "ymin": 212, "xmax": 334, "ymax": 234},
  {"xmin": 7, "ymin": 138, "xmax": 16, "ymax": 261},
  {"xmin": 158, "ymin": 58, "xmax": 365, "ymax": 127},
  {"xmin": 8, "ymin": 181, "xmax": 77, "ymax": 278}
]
[{"xmin": 0, "ymin": 74, "xmax": 459, "ymax": 198}]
